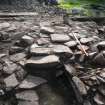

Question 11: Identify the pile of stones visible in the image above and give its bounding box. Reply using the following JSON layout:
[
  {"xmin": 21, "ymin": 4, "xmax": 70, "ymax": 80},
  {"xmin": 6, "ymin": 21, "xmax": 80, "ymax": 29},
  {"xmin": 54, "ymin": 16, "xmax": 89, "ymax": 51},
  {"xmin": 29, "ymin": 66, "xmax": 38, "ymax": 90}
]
[{"xmin": 0, "ymin": 14, "xmax": 105, "ymax": 105}]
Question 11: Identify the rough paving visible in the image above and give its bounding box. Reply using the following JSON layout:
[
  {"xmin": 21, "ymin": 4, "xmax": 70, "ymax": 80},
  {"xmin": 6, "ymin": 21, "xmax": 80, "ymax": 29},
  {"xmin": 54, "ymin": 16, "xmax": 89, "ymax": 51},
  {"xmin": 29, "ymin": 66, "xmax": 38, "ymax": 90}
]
[{"xmin": 0, "ymin": 9, "xmax": 105, "ymax": 105}]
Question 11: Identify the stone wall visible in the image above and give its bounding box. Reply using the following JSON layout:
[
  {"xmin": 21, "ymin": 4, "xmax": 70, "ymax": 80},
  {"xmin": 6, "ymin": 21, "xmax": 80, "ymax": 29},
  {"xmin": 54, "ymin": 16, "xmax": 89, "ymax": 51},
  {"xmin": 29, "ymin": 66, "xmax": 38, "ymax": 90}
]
[{"xmin": 0, "ymin": 0, "xmax": 40, "ymax": 8}]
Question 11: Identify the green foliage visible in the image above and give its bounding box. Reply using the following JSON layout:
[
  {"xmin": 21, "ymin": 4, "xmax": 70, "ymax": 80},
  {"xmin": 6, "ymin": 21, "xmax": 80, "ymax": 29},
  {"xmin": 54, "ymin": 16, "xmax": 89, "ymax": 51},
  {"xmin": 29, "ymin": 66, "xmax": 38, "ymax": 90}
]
[
  {"xmin": 58, "ymin": 0, "xmax": 105, "ymax": 17},
  {"xmin": 58, "ymin": 0, "xmax": 105, "ymax": 9}
]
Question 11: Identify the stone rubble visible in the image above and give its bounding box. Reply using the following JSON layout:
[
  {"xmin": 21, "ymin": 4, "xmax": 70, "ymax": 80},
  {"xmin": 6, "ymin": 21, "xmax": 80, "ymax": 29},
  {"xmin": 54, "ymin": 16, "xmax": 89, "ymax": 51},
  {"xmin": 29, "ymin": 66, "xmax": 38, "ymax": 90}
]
[{"xmin": 0, "ymin": 12, "xmax": 105, "ymax": 105}]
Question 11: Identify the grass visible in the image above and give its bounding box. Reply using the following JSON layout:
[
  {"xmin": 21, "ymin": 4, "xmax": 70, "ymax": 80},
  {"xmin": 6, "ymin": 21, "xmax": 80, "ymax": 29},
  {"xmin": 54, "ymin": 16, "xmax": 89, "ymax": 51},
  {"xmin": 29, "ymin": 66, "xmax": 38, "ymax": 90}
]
[
  {"xmin": 58, "ymin": 0, "xmax": 105, "ymax": 10},
  {"xmin": 58, "ymin": 0, "xmax": 105, "ymax": 17}
]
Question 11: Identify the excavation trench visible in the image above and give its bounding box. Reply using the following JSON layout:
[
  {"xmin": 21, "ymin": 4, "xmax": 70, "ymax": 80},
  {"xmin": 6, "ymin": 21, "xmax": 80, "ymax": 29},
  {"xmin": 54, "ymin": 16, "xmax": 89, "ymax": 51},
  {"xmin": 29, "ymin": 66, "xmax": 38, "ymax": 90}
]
[
  {"xmin": 0, "ymin": 1, "xmax": 105, "ymax": 105},
  {"xmin": 25, "ymin": 65, "xmax": 78, "ymax": 105}
]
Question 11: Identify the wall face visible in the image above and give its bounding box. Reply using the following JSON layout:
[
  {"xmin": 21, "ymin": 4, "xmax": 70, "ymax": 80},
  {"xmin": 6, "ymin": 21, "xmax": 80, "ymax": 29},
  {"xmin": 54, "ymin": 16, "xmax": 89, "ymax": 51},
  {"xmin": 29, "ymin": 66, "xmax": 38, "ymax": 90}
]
[
  {"xmin": 0, "ymin": 0, "xmax": 39, "ymax": 5},
  {"xmin": 0, "ymin": 0, "xmax": 41, "ymax": 9}
]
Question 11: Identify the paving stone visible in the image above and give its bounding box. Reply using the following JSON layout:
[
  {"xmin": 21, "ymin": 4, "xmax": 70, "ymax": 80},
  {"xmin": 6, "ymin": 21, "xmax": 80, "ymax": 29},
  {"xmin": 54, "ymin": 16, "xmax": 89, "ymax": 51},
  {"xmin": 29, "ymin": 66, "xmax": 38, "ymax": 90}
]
[
  {"xmin": 77, "ymin": 45, "xmax": 89, "ymax": 51},
  {"xmin": 0, "ymin": 22, "xmax": 10, "ymax": 30},
  {"xmin": 37, "ymin": 38, "xmax": 50, "ymax": 45},
  {"xmin": 18, "ymin": 75, "xmax": 47, "ymax": 89},
  {"xmin": 97, "ymin": 41, "xmax": 105, "ymax": 51},
  {"xmin": 3, "ymin": 59, "xmax": 18, "ymax": 74},
  {"xmin": 100, "ymin": 72, "xmax": 105, "ymax": 79},
  {"xmin": 0, "ymin": 53, "xmax": 7, "ymax": 58},
  {"xmin": 54, "ymin": 26, "xmax": 69, "ymax": 33},
  {"xmin": 30, "ymin": 47, "xmax": 53, "ymax": 55},
  {"xmin": 72, "ymin": 76, "xmax": 87, "ymax": 95},
  {"xmin": 52, "ymin": 45, "xmax": 73, "ymax": 55},
  {"xmin": 39, "ymin": 33, "xmax": 49, "ymax": 38},
  {"xmin": 15, "ymin": 66, "xmax": 27, "ymax": 81},
  {"xmin": 4, "ymin": 73, "xmax": 19, "ymax": 88},
  {"xmin": 40, "ymin": 26, "xmax": 55, "ymax": 34},
  {"xmin": 69, "ymin": 32, "xmax": 85, "ymax": 39},
  {"xmin": 21, "ymin": 35, "xmax": 34, "ymax": 46},
  {"xmin": 93, "ymin": 52, "xmax": 105, "ymax": 66},
  {"xmin": 30, "ymin": 43, "xmax": 39, "ymax": 49},
  {"xmin": 88, "ymin": 52, "xmax": 97, "ymax": 59},
  {"xmin": 7, "ymin": 24, "xmax": 17, "ymax": 32},
  {"xmin": 40, "ymin": 22, "xmax": 51, "ymax": 27},
  {"xmin": 64, "ymin": 64, "xmax": 76, "ymax": 76},
  {"xmin": 25, "ymin": 55, "xmax": 60, "ymax": 68},
  {"xmin": 64, "ymin": 41, "xmax": 77, "ymax": 47},
  {"xmin": 97, "ymin": 76, "xmax": 105, "ymax": 83},
  {"xmin": 51, "ymin": 34, "xmax": 70, "ymax": 42},
  {"xmin": 10, "ymin": 52, "xmax": 26, "ymax": 62},
  {"xmin": 30, "ymin": 45, "xmax": 73, "ymax": 56},
  {"xmin": 0, "ymin": 31, "xmax": 10, "ymax": 41},
  {"xmin": 9, "ymin": 46, "xmax": 24, "ymax": 55},
  {"xmin": 80, "ymin": 37, "xmax": 94, "ymax": 44}
]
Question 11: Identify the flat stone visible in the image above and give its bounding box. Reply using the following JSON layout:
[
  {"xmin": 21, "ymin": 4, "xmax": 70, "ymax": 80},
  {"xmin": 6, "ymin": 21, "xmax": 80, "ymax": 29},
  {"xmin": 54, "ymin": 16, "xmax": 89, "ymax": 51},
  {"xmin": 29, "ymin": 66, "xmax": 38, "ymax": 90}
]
[
  {"xmin": 25, "ymin": 55, "xmax": 60, "ymax": 68},
  {"xmin": 3, "ymin": 59, "xmax": 18, "ymax": 74},
  {"xmin": 19, "ymin": 75, "xmax": 47, "ymax": 89},
  {"xmin": 64, "ymin": 41, "xmax": 77, "ymax": 47},
  {"xmin": 80, "ymin": 37, "xmax": 93, "ymax": 44},
  {"xmin": 16, "ymin": 90, "xmax": 39, "ymax": 101},
  {"xmin": 77, "ymin": 45, "xmax": 89, "ymax": 51},
  {"xmin": 69, "ymin": 32, "xmax": 85, "ymax": 39},
  {"xmin": 40, "ymin": 22, "xmax": 51, "ymax": 27},
  {"xmin": 64, "ymin": 64, "xmax": 76, "ymax": 76},
  {"xmin": 10, "ymin": 52, "xmax": 26, "ymax": 62},
  {"xmin": 94, "ymin": 93, "xmax": 105, "ymax": 105},
  {"xmin": 30, "ymin": 47, "xmax": 53, "ymax": 55},
  {"xmin": 39, "ymin": 33, "xmax": 49, "ymax": 38},
  {"xmin": 100, "ymin": 72, "xmax": 105, "ymax": 78},
  {"xmin": 30, "ymin": 45, "xmax": 73, "ymax": 56},
  {"xmin": 97, "ymin": 41, "xmax": 105, "ymax": 51},
  {"xmin": 51, "ymin": 34, "xmax": 70, "ymax": 42},
  {"xmin": 52, "ymin": 45, "xmax": 73, "ymax": 55},
  {"xmin": 18, "ymin": 58, "xmax": 27, "ymax": 67},
  {"xmin": 88, "ymin": 52, "xmax": 97, "ymax": 59},
  {"xmin": 9, "ymin": 46, "xmax": 24, "ymax": 55},
  {"xmin": 30, "ymin": 43, "xmax": 39, "ymax": 49},
  {"xmin": 0, "ymin": 53, "xmax": 6, "ymax": 58},
  {"xmin": 4, "ymin": 74, "xmax": 19, "ymax": 88},
  {"xmin": 7, "ymin": 24, "xmax": 16, "ymax": 32},
  {"xmin": 15, "ymin": 66, "xmax": 27, "ymax": 81},
  {"xmin": 21, "ymin": 35, "xmax": 34, "ymax": 46},
  {"xmin": 93, "ymin": 52, "xmax": 105, "ymax": 66},
  {"xmin": 97, "ymin": 76, "xmax": 105, "ymax": 83},
  {"xmin": 0, "ymin": 31, "xmax": 9, "ymax": 41},
  {"xmin": 54, "ymin": 26, "xmax": 69, "ymax": 33},
  {"xmin": 37, "ymin": 38, "xmax": 50, "ymax": 45},
  {"xmin": 0, "ymin": 22, "xmax": 10, "ymax": 29},
  {"xmin": 72, "ymin": 76, "xmax": 87, "ymax": 95},
  {"xmin": 40, "ymin": 26, "xmax": 55, "ymax": 34}
]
